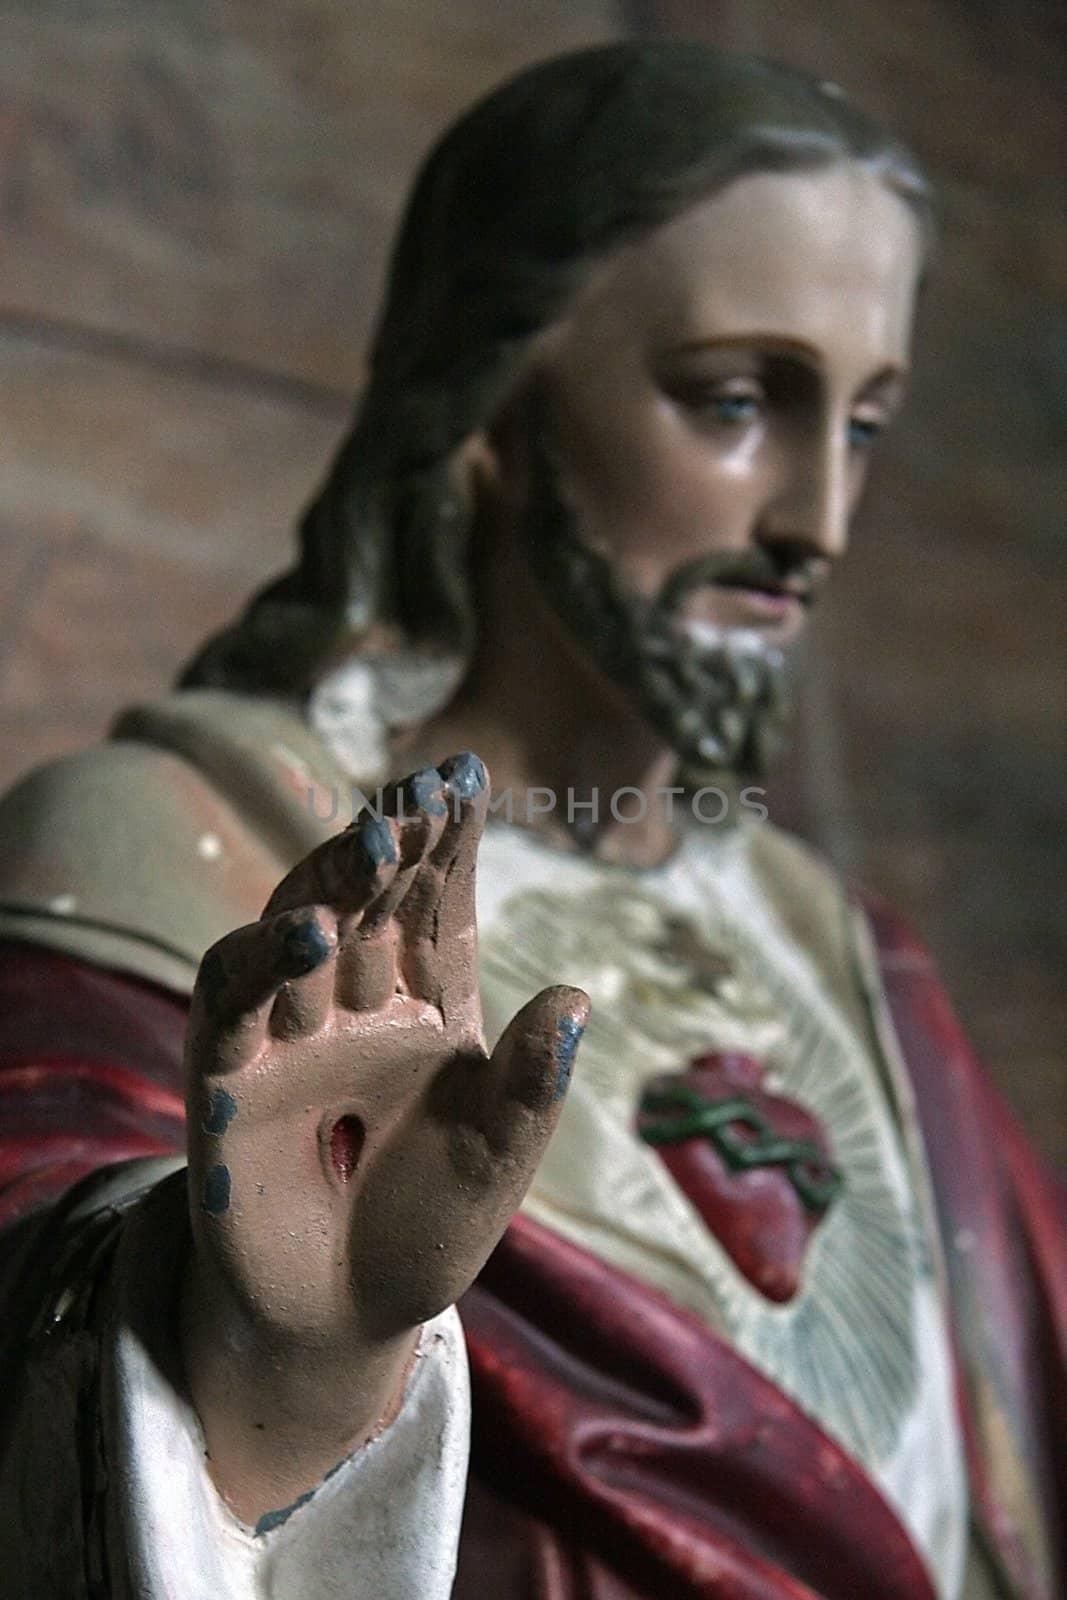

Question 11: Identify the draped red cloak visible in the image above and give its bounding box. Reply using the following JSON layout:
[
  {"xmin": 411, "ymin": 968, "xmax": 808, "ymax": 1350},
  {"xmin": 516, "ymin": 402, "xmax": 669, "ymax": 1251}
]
[{"xmin": 0, "ymin": 915, "xmax": 1062, "ymax": 1600}]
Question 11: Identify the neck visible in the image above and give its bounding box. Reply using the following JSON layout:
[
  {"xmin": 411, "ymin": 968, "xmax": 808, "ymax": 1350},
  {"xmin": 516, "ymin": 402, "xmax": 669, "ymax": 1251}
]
[{"xmin": 403, "ymin": 531, "xmax": 685, "ymax": 868}]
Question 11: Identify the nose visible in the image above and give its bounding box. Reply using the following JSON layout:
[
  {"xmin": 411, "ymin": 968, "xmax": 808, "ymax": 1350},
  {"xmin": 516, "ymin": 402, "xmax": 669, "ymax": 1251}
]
[{"xmin": 759, "ymin": 421, "xmax": 852, "ymax": 564}]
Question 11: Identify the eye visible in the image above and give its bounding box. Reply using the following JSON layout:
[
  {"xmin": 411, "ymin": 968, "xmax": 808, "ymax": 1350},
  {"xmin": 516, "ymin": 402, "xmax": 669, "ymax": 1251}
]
[
  {"xmin": 847, "ymin": 414, "xmax": 884, "ymax": 450},
  {"xmin": 668, "ymin": 376, "xmax": 765, "ymax": 427},
  {"xmin": 710, "ymin": 391, "xmax": 761, "ymax": 425}
]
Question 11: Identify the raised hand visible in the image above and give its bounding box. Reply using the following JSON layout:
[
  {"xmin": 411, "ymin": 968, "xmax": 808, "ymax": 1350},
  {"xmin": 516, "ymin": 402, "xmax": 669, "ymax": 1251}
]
[{"xmin": 180, "ymin": 754, "xmax": 587, "ymax": 1523}]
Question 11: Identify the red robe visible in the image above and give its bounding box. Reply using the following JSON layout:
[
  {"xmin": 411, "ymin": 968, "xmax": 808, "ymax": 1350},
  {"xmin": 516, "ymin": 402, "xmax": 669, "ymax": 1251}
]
[{"xmin": 0, "ymin": 908, "xmax": 1062, "ymax": 1600}]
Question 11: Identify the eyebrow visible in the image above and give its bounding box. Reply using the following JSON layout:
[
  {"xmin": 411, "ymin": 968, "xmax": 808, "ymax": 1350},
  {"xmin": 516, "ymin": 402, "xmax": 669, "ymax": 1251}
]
[
  {"xmin": 857, "ymin": 365, "xmax": 910, "ymax": 398},
  {"xmin": 658, "ymin": 335, "xmax": 910, "ymax": 395},
  {"xmin": 663, "ymin": 333, "xmax": 823, "ymax": 361}
]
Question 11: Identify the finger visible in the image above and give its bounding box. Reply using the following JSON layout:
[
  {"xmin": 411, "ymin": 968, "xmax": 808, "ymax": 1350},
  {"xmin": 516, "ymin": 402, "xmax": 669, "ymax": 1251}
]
[
  {"xmin": 269, "ymin": 951, "xmax": 337, "ymax": 1039},
  {"xmin": 431, "ymin": 751, "xmax": 489, "ymax": 911},
  {"xmin": 398, "ymin": 752, "xmax": 488, "ymax": 1020},
  {"xmin": 190, "ymin": 909, "xmax": 338, "ymax": 1074},
  {"xmin": 334, "ymin": 768, "xmax": 449, "ymax": 1010},
  {"xmin": 263, "ymin": 809, "xmax": 400, "ymax": 919},
  {"xmin": 487, "ymin": 985, "xmax": 590, "ymax": 1125},
  {"xmin": 267, "ymin": 808, "xmax": 399, "ymax": 1013},
  {"xmin": 359, "ymin": 768, "xmax": 450, "ymax": 934},
  {"xmin": 398, "ymin": 753, "xmax": 488, "ymax": 947},
  {"xmin": 351, "ymin": 987, "xmax": 589, "ymax": 1337}
]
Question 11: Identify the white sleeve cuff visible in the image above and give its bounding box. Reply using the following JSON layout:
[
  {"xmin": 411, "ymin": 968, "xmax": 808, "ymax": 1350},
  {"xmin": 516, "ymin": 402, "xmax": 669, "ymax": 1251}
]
[{"xmin": 104, "ymin": 1171, "xmax": 471, "ymax": 1600}]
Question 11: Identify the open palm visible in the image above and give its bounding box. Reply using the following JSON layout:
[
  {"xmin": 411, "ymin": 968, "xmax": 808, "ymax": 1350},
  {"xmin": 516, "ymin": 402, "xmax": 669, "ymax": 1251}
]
[{"xmin": 185, "ymin": 752, "xmax": 588, "ymax": 1353}]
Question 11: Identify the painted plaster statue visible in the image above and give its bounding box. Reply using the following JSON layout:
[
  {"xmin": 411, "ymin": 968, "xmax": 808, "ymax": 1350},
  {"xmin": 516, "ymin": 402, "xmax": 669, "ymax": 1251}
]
[{"xmin": 0, "ymin": 42, "xmax": 1062, "ymax": 1600}]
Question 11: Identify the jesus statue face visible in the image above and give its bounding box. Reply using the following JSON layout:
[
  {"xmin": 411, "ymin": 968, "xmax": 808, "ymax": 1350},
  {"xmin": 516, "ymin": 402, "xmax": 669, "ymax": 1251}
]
[{"xmin": 489, "ymin": 162, "xmax": 924, "ymax": 774}]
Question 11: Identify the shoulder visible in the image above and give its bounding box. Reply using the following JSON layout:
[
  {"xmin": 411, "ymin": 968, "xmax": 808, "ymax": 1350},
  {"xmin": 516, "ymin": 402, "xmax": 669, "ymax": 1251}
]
[{"xmin": 0, "ymin": 691, "xmax": 350, "ymax": 993}]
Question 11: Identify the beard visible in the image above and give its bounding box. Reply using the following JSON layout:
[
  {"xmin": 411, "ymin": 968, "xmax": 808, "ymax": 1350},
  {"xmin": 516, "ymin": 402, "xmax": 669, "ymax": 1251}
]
[{"xmin": 519, "ymin": 421, "xmax": 799, "ymax": 783}]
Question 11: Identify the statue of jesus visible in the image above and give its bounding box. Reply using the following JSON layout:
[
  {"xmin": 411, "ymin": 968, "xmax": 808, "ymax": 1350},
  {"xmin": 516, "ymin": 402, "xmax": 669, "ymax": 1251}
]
[{"xmin": 0, "ymin": 41, "xmax": 1061, "ymax": 1600}]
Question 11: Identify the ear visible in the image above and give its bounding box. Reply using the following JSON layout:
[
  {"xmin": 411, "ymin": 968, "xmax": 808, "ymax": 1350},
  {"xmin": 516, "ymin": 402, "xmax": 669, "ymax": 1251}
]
[
  {"xmin": 451, "ymin": 429, "xmax": 501, "ymax": 507},
  {"xmin": 450, "ymin": 407, "xmax": 529, "ymax": 531}
]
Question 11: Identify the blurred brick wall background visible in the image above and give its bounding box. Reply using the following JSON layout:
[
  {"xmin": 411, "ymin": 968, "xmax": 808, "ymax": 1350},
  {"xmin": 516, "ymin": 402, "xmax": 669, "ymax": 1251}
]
[{"xmin": 0, "ymin": 0, "xmax": 1063, "ymax": 1164}]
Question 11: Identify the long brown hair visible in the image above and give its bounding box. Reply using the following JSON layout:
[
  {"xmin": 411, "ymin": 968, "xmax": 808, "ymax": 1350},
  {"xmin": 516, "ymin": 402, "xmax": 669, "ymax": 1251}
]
[{"xmin": 181, "ymin": 42, "xmax": 932, "ymax": 708}]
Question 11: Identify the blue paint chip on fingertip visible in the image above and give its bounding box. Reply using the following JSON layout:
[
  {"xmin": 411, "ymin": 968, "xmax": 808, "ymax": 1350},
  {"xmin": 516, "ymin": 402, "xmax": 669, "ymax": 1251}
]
[
  {"xmin": 406, "ymin": 767, "xmax": 449, "ymax": 817},
  {"xmin": 440, "ymin": 751, "xmax": 487, "ymax": 801},
  {"xmin": 358, "ymin": 814, "xmax": 398, "ymax": 870},
  {"xmin": 553, "ymin": 1015, "xmax": 585, "ymax": 1100},
  {"xmin": 282, "ymin": 917, "xmax": 332, "ymax": 974}
]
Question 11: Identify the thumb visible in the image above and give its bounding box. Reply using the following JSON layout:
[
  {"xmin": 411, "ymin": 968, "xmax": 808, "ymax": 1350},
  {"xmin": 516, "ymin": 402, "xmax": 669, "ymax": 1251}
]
[{"xmin": 489, "ymin": 984, "xmax": 591, "ymax": 1115}]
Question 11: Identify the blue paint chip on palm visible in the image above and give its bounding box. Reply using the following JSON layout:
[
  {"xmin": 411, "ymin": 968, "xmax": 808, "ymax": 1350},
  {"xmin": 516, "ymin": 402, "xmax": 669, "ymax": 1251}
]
[
  {"xmin": 203, "ymin": 1087, "xmax": 238, "ymax": 1135},
  {"xmin": 202, "ymin": 1163, "xmax": 232, "ymax": 1215}
]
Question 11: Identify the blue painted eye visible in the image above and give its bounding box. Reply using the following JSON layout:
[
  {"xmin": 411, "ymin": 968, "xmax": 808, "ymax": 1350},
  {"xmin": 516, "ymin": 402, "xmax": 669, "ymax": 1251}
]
[
  {"xmin": 710, "ymin": 393, "xmax": 760, "ymax": 425},
  {"xmin": 848, "ymin": 416, "xmax": 881, "ymax": 448}
]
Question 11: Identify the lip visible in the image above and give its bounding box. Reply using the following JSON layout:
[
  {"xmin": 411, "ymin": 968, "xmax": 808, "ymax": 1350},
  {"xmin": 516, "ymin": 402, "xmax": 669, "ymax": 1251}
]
[{"xmin": 713, "ymin": 583, "xmax": 808, "ymax": 626}]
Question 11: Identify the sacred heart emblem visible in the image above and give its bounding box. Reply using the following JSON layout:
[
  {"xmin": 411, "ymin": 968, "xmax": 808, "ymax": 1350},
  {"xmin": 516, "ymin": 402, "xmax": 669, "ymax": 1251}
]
[{"xmin": 636, "ymin": 1052, "xmax": 842, "ymax": 1303}]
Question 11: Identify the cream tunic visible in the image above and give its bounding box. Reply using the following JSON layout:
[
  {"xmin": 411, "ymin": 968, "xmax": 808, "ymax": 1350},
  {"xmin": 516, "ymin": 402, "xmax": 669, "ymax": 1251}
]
[{"xmin": 479, "ymin": 819, "xmax": 969, "ymax": 1600}]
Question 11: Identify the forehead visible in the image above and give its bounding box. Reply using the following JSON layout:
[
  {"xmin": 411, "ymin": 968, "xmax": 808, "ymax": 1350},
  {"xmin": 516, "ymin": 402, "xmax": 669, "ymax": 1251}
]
[{"xmin": 556, "ymin": 163, "xmax": 924, "ymax": 379}]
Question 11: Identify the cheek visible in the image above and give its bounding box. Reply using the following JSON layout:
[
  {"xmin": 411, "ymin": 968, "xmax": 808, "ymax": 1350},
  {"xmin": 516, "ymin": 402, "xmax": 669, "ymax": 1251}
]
[
  {"xmin": 560, "ymin": 396, "xmax": 760, "ymax": 584},
  {"xmin": 847, "ymin": 454, "xmax": 874, "ymax": 512}
]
